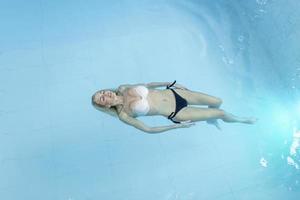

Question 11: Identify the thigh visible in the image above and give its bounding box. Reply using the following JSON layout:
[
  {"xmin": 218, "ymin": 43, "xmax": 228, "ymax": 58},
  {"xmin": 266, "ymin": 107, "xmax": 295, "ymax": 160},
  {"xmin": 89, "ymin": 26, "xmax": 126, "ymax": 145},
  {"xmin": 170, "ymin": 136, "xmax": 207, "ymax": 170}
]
[
  {"xmin": 173, "ymin": 107, "xmax": 224, "ymax": 122},
  {"xmin": 174, "ymin": 89, "xmax": 221, "ymax": 105}
]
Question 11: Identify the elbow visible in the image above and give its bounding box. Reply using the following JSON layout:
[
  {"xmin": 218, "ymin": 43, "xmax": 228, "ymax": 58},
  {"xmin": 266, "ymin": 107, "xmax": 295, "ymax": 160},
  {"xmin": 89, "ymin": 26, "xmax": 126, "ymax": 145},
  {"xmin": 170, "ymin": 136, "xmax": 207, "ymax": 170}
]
[
  {"xmin": 145, "ymin": 83, "xmax": 152, "ymax": 89},
  {"xmin": 142, "ymin": 127, "xmax": 158, "ymax": 134},
  {"xmin": 144, "ymin": 128, "xmax": 164, "ymax": 134},
  {"xmin": 144, "ymin": 128, "xmax": 155, "ymax": 134},
  {"xmin": 132, "ymin": 125, "xmax": 154, "ymax": 133}
]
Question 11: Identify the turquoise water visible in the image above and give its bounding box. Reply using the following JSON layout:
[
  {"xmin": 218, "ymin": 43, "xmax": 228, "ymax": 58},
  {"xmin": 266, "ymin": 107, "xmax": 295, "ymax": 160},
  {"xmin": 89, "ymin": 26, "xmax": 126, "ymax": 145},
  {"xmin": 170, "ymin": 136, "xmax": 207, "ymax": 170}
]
[{"xmin": 1, "ymin": 0, "xmax": 300, "ymax": 199}]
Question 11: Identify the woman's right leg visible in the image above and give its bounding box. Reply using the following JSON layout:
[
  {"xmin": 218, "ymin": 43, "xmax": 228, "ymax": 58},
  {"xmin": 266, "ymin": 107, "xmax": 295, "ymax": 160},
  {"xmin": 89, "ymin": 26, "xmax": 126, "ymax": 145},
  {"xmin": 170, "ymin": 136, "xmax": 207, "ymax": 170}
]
[{"xmin": 221, "ymin": 111, "xmax": 256, "ymax": 124}]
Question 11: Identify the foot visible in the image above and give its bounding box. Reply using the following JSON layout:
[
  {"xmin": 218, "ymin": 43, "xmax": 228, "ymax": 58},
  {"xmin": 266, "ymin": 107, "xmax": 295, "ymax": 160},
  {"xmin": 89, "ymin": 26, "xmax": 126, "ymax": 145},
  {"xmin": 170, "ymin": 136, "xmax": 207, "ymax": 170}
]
[
  {"xmin": 206, "ymin": 119, "xmax": 222, "ymax": 130},
  {"xmin": 243, "ymin": 117, "xmax": 258, "ymax": 124},
  {"xmin": 208, "ymin": 105, "xmax": 221, "ymax": 109}
]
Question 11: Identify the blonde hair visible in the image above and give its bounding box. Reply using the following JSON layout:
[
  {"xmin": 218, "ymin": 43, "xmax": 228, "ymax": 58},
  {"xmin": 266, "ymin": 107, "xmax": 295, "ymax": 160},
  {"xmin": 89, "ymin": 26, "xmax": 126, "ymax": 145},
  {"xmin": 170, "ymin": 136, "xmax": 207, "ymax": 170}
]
[{"xmin": 91, "ymin": 88, "xmax": 120, "ymax": 118}]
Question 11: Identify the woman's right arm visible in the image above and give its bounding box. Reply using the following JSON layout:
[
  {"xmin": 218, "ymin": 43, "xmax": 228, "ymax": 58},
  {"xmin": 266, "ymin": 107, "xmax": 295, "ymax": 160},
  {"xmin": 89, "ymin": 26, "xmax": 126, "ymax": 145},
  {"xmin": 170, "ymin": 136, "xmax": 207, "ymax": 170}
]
[
  {"xmin": 117, "ymin": 82, "xmax": 188, "ymax": 93},
  {"xmin": 145, "ymin": 82, "xmax": 189, "ymax": 90},
  {"xmin": 118, "ymin": 112, "xmax": 193, "ymax": 133}
]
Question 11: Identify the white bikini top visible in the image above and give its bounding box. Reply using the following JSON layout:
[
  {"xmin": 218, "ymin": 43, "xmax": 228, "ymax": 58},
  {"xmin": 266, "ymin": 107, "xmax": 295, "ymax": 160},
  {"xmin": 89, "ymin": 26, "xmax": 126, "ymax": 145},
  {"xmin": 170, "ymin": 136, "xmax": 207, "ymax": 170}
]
[{"xmin": 131, "ymin": 86, "xmax": 150, "ymax": 116}]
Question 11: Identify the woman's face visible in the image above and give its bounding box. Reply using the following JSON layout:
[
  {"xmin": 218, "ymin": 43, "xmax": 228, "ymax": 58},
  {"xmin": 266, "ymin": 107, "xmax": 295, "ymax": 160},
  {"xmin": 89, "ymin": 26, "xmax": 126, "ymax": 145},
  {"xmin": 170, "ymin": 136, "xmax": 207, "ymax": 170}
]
[{"xmin": 94, "ymin": 90, "xmax": 117, "ymax": 107}]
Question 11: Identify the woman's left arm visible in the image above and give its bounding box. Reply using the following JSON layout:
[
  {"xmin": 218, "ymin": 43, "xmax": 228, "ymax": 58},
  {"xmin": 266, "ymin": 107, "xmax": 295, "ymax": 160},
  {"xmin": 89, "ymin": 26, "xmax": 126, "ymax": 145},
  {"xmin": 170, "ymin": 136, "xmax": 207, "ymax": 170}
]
[{"xmin": 118, "ymin": 111, "xmax": 180, "ymax": 133}]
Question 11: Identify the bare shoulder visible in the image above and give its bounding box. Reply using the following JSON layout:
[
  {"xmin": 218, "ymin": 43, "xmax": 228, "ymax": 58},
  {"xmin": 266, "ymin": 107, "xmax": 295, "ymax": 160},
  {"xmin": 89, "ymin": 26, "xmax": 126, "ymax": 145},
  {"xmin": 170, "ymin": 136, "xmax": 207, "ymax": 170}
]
[
  {"xmin": 117, "ymin": 85, "xmax": 127, "ymax": 94},
  {"xmin": 117, "ymin": 83, "xmax": 148, "ymax": 93},
  {"xmin": 116, "ymin": 104, "xmax": 136, "ymax": 118},
  {"xmin": 117, "ymin": 110, "xmax": 127, "ymax": 118},
  {"xmin": 118, "ymin": 110, "xmax": 136, "ymax": 122}
]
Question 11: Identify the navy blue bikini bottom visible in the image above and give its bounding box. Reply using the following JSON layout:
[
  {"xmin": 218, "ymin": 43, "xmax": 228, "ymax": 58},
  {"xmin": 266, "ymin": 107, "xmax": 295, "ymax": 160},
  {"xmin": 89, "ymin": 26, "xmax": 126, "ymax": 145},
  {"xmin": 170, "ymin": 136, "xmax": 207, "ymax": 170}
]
[{"xmin": 166, "ymin": 81, "xmax": 188, "ymax": 124}]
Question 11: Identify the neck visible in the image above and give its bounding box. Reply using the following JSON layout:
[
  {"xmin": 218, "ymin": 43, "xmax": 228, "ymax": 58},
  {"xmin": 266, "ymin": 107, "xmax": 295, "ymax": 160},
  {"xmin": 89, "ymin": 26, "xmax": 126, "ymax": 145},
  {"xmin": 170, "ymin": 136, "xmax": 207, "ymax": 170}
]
[{"xmin": 112, "ymin": 95, "xmax": 124, "ymax": 106}]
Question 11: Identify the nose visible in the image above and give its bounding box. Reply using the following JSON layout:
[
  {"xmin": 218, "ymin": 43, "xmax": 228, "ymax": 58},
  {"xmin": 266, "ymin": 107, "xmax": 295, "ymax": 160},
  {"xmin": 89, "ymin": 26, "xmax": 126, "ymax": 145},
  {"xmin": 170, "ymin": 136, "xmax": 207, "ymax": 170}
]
[
  {"xmin": 107, "ymin": 91, "xmax": 114, "ymax": 97},
  {"xmin": 102, "ymin": 92, "xmax": 114, "ymax": 100}
]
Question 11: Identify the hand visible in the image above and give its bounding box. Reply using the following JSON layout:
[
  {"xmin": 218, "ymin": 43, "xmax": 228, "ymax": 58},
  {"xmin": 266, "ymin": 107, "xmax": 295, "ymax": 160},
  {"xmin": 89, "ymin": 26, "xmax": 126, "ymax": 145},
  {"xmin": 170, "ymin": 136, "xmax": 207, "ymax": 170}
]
[
  {"xmin": 176, "ymin": 120, "xmax": 196, "ymax": 128},
  {"xmin": 206, "ymin": 119, "xmax": 221, "ymax": 130},
  {"xmin": 174, "ymin": 84, "xmax": 189, "ymax": 90}
]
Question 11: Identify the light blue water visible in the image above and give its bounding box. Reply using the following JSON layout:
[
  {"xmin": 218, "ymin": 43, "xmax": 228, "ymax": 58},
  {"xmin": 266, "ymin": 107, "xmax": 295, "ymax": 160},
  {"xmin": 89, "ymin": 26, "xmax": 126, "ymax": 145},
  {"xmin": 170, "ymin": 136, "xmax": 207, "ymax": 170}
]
[{"xmin": 1, "ymin": 0, "xmax": 300, "ymax": 199}]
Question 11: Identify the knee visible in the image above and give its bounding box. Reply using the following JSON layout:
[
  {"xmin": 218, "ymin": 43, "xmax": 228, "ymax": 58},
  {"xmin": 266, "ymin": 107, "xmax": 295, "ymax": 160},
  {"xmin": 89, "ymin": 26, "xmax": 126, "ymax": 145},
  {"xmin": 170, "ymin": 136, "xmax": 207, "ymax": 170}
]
[
  {"xmin": 218, "ymin": 109, "xmax": 226, "ymax": 118},
  {"xmin": 212, "ymin": 98, "xmax": 222, "ymax": 107},
  {"xmin": 216, "ymin": 98, "xmax": 222, "ymax": 106}
]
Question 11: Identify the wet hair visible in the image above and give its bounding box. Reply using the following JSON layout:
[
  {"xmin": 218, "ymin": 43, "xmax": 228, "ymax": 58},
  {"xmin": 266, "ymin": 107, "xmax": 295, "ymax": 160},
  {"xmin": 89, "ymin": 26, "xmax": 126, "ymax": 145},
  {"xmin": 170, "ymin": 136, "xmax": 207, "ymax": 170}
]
[{"xmin": 91, "ymin": 89, "xmax": 119, "ymax": 118}]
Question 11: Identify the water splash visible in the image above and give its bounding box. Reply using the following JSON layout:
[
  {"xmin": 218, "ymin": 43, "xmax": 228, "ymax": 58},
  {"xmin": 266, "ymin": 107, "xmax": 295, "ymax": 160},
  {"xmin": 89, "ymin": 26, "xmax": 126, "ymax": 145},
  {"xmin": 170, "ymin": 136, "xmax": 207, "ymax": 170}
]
[
  {"xmin": 287, "ymin": 156, "xmax": 299, "ymax": 170},
  {"xmin": 290, "ymin": 129, "xmax": 300, "ymax": 156},
  {"xmin": 256, "ymin": 0, "xmax": 268, "ymax": 5},
  {"xmin": 260, "ymin": 157, "xmax": 268, "ymax": 167}
]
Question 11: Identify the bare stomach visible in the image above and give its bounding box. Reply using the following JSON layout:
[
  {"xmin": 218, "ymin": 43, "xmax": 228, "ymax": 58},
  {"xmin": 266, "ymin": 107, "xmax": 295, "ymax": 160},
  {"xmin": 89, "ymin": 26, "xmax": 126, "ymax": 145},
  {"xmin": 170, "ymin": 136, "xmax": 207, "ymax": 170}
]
[{"xmin": 147, "ymin": 89, "xmax": 176, "ymax": 117}]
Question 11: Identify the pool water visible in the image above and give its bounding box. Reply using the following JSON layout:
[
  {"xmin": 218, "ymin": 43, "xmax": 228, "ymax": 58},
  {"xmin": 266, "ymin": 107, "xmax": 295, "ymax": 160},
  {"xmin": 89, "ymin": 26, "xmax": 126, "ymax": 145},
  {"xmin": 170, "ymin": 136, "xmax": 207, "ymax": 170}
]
[{"xmin": 1, "ymin": 0, "xmax": 300, "ymax": 199}]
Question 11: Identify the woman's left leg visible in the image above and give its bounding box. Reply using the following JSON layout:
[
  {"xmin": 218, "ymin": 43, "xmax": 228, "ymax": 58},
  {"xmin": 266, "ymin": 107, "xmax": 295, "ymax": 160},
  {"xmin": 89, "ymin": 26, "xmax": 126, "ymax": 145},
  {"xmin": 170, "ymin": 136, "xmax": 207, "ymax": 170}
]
[{"xmin": 174, "ymin": 107, "xmax": 256, "ymax": 124}]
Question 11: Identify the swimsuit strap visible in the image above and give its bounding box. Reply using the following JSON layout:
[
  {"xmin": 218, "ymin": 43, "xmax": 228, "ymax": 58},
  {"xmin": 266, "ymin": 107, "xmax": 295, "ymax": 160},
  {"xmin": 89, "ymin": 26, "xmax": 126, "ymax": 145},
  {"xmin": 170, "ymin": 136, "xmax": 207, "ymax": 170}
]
[
  {"xmin": 167, "ymin": 88, "xmax": 184, "ymax": 124},
  {"xmin": 167, "ymin": 112, "xmax": 181, "ymax": 124},
  {"xmin": 166, "ymin": 80, "xmax": 187, "ymax": 124},
  {"xmin": 166, "ymin": 80, "xmax": 176, "ymax": 89},
  {"xmin": 168, "ymin": 112, "xmax": 175, "ymax": 119}
]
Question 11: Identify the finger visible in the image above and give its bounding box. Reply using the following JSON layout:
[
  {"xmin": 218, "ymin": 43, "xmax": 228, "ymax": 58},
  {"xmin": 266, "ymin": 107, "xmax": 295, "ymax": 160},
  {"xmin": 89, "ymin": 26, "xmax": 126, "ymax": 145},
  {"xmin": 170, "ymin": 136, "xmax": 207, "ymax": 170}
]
[{"xmin": 184, "ymin": 122, "xmax": 195, "ymax": 127}]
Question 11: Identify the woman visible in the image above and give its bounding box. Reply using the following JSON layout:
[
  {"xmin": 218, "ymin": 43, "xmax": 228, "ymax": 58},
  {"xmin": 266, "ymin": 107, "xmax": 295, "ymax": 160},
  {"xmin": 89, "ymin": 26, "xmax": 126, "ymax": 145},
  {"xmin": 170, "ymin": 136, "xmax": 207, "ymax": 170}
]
[{"xmin": 91, "ymin": 81, "xmax": 256, "ymax": 133}]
